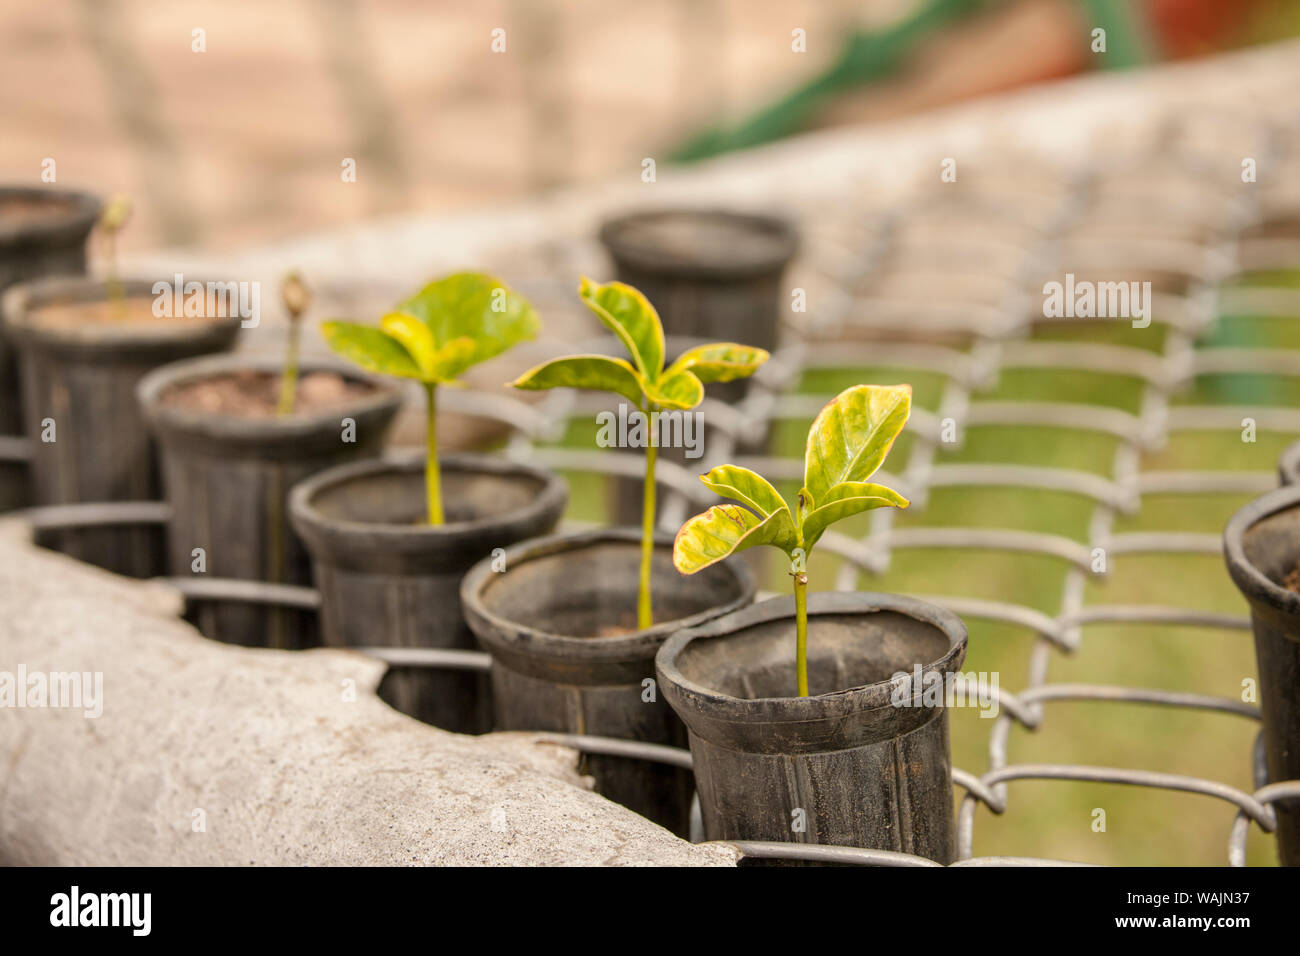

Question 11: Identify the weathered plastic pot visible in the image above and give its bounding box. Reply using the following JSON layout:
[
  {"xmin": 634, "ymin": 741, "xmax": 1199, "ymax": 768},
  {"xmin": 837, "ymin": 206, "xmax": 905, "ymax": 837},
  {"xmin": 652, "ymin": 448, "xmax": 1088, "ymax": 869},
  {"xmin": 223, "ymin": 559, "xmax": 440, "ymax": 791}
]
[
  {"xmin": 461, "ymin": 527, "xmax": 754, "ymax": 835},
  {"xmin": 657, "ymin": 591, "xmax": 968, "ymax": 863},
  {"xmin": 290, "ymin": 453, "xmax": 567, "ymax": 734},
  {"xmin": 0, "ymin": 187, "xmax": 101, "ymax": 512},
  {"xmin": 2, "ymin": 276, "xmax": 241, "ymax": 576},
  {"xmin": 1224, "ymin": 483, "xmax": 1300, "ymax": 867},
  {"xmin": 599, "ymin": 208, "xmax": 798, "ymax": 357},
  {"xmin": 138, "ymin": 353, "xmax": 402, "ymax": 649}
]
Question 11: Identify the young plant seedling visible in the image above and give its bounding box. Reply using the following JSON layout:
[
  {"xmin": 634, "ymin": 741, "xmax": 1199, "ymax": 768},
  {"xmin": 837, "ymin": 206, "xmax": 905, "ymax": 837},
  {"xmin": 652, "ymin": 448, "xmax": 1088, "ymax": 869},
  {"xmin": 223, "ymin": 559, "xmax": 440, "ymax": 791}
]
[
  {"xmin": 673, "ymin": 383, "xmax": 911, "ymax": 696},
  {"xmin": 99, "ymin": 194, "xmax": 132, "ymax": 321},
  {"xmin": 277, "ymin": 271, "xmax": 311, "ymax": 417},
  {"xmin": 321, "ymin": 271, "xmax": 540, "ymax": 526},
  {"xmin": 511, "ymin": 277, "xmax": 768, "ymax": 631}
]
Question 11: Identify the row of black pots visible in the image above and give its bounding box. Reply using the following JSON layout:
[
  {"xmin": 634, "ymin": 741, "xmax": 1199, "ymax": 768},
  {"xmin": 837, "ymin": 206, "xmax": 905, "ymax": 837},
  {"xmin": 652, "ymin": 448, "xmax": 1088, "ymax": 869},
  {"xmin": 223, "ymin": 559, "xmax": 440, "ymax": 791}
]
[{"xmin": 0, "ymin": 196, "xmax": 976, "ymax": 859}]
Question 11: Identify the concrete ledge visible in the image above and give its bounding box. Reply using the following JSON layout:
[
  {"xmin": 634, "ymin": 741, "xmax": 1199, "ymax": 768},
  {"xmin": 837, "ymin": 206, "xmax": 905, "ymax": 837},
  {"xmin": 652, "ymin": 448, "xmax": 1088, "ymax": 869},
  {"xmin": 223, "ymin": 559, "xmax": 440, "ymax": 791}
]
[{"xmin": 0, "ymin": 520, "xmax": 735, "ymax": 866}]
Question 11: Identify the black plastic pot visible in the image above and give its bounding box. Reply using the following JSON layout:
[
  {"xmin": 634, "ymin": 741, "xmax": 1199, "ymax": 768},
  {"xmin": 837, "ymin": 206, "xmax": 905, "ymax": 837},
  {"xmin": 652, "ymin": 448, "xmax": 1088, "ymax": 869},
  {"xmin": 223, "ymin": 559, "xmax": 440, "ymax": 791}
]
[
  {"xmin": 1224, "ymin": 483, "xmax": 1300, "ymax": 867},
  {"xmin": 599, "ymin": 208, "xmax": 798, "ymax": 357},
  {"xmin": 0, "ymin": 187, "xmax": 101, "ymax": 512},
  {"xmin": 2, "ymin": 276, "xmax": 241, "ymax": 576},
  {"xmin": 290, "ymin": 452, "xmax": 567, "ymax": 734},
  {"xmin": 657, "ymin": 591, "xmax": 968, "ymax": 862},
  {"xmin": 461, "ymin": 527, "xmax": 755, "ymax": 836},
  {"xmin": 138, "ymin": 353, "xmax": 402, "ymax": 649}
]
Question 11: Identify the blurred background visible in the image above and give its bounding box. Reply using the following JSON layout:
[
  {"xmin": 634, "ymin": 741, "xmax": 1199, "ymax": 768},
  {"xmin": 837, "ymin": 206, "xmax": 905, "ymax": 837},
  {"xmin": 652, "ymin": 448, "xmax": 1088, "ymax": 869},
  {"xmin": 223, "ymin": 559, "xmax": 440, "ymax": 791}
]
[
  {"xmin": 5, "ymin": 0, "xmax": 1300, "ymax": 868},
  {"xmin": 2, "ymin": 0, "xmax": 1298, "ymax": 255}
]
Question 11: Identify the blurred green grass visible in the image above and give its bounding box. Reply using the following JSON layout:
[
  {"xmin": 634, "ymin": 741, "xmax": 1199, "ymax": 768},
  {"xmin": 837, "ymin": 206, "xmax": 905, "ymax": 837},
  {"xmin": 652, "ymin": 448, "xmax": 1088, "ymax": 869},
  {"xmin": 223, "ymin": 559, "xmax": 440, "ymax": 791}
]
[{"xmin": 545, "ymin": 276, "xmax": 1300, "ymax": 866}]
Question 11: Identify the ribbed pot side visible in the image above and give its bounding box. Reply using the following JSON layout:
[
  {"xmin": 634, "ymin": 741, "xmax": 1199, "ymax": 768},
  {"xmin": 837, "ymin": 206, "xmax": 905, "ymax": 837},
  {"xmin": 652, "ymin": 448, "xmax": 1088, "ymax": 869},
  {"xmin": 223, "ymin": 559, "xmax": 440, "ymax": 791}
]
[
  {"xmin": 598, "ymin": 208, "xmax": 798, "ymax": 356},
  {"xmin": 461, "ymin": 528, "xmax": 755, "ymax": 836},
  {"xmin": 0, "ymin": 188, "xmax": 100, "ymax": 512},
  {"xmin": 138, "ymin": 353, "xmax": 402, "ymax": 649},
  {"xmin": 3, "ymin": 276, "xmax": 241, "ymax": 576},
  {"xmin": 1225, "ymin": 483, "xmax": 1300, "ymax": 866},
  {"xmin": 657, "ymin": 592, "xmax": 968, "ymax": 863},
  {"xmin": 290, "ymin": 453, "xmax": 567, "ymax": 734}
]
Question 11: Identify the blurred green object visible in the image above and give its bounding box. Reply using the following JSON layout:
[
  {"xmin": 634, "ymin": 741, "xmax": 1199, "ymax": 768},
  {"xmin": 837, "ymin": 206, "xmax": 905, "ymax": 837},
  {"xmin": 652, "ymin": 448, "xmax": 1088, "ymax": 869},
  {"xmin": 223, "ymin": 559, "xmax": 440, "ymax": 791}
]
[{"xmin": 672, "ymin": 0, "xmax": 1152, "ymax": 163}]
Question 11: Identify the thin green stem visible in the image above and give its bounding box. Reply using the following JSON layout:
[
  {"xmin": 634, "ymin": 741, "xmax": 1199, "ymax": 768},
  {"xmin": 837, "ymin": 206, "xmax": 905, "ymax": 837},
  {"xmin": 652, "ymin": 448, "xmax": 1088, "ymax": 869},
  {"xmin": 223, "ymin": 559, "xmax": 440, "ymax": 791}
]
[
  {"xmin": 638, "ymin": 429, "xmax": 658, "ymax": 631},
  {"xmin": 794, "ymin": 571, "xmax": 809, "ymax": 697},
  {"xmin": 106, "ymin": 233, "xmax": 126, "ymax": 321},
  {"xmin": 276, "ymin": 319, "xmax": 301, "ymax": 417},
  {"xmin": 424, "ymin": 382, "xmax": 444, "ymax": 525}
]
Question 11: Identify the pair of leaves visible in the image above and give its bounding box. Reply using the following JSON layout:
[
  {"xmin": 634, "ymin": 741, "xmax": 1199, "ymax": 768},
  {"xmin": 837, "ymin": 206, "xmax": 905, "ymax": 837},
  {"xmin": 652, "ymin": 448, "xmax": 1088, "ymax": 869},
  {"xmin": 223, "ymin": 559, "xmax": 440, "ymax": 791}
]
[
  {"xmin": 509, "ymin": 277, "xmax": 768, "ymax": 410},
  {"xmin": 673, "ymin": 384, "xmax": 912, "ymax": 574},
  {"xmin": 321, "ymin": 272, "xmax": 540, "ymax": 385}
]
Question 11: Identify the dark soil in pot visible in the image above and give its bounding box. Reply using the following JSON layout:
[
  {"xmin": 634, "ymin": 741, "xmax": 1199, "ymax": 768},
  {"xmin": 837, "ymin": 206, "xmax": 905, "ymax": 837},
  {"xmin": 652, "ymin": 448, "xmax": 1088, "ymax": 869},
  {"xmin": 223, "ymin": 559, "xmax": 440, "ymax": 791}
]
[
  {"xmin": 138, "ymin": 353, "xmax": 402, "ymax": 649},
  {"xmin": 290, "ymin": 452, "xmax": 567, "ymax": 734},
  {"xmin": 3, "ymin": 276, "xmax": 241, "ymax": 576},
  {"xmin": 461, "ymin": 527, "xmax": 755, "ymax": 836},
  {"xmin": 1224, "ymin": 483, "xmax": 1300, "ymax": 866},
  {"xmin": 0, "ymin": 188, "xmax": 100, "ymax": 512},
  {"xmin": 657, "ymin": 591, "xmax": 968, "ymax": 863}
]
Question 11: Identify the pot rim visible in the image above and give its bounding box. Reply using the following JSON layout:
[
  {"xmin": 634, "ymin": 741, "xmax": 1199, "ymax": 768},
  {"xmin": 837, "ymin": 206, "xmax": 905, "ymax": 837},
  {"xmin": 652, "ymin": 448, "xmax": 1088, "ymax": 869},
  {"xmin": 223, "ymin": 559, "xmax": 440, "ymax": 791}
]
[
  {"xmin": 1224, "ymin": 482, "xmax": 1300, "ymax": 617},
  {"xmin": 656, "ymin": 591, "xmax": 968, "ymax": 720},
  {"xmin": 0, "ymin": 186, "xmax": 101, "ymax": 250},
  {"xmin": 460, "ymin": 526, "xmax": 756, "ymax": 663},
  {"xmin": 288, "ymin": 450, "xmax": 568, "ymax": 543},
  {"xmin": 1278, "ymin": 439, "xmax": 1300, "ymax": 486},
  {"xmin": 1, "ymin": 275, "xmax": 244, "ymax": 347},
  {"xmin": 598, "ymin": 207, "xmax": 799, "ymax": 280},
  {"xmin": 136, "ymin": 351, "xmax": 403, "ymax": 441}
]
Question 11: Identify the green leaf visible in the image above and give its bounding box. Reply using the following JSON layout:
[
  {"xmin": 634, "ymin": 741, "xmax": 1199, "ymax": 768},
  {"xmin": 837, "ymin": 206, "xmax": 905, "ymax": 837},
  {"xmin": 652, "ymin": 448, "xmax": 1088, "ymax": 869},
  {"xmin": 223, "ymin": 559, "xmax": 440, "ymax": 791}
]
[
  {"xmin": 803, "ymin": 384, "xmax": 911, "ymax": 508},
  {"xmin": 426, "ymin": 336, "xmax": 478, "ymax": 382},
  {"xmin": 673, "ymin": 504, "xmax": 798, "ymax": 575},
  {"xmin": 667, "ymin": 342, "xmax": 769, "ymax": 384},
  {"xmin": 578, "ymin": 277, "xmax": 664, "ymax": 379},
  {"xmin": 510, "ymin": 354, "xmax": 646, "ymax": 407},
  {"xmin": 699, "ymin": 465, "xmax": 790, "ymax": 518},
  {"xmin": 800, "ymin": 481, "xmax": 909, "ymax": 551},
  {"xmin": 643, "ymin": 368, "xmax": 703, "ymax": 410},
  {"xmin": 321, "ymin": 320, "xmax": 423, "ymax": 380},
  {"xmin": 397, "ymin": 271, "xmax": 539, "ymax": 373},
  {"xmin": 379, "ymin": 312, "xmax": 438, "ymax": 379}
]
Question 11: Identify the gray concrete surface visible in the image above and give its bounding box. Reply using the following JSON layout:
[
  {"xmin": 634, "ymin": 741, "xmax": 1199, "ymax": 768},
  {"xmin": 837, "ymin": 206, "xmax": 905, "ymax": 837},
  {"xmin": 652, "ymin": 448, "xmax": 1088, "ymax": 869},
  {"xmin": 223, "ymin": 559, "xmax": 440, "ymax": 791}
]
[{"xmin": 0, "ymin": 519, "xmax": 736, "ymax": 866}]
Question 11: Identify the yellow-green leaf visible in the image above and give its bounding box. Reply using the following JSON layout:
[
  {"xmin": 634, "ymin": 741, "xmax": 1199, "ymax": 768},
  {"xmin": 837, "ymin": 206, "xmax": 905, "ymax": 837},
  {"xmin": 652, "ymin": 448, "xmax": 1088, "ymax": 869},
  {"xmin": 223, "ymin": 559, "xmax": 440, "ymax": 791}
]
[
  {"xmin": 510, "ymin": 354, "xmax": 646, "ymax": 407},
  {"xmin": 800, "ymin": 481, "xmax": 909, "ymax": 551},
  {"xmin": 699, "ymin": 465, "xmax": 790, "ymax": 518},
  {"xmin": 804, "ymin": 384, "xmax": 911, "ymax": 508},
  {"xmin": 379, "ymin": 312, "xmax": 439, "ymax": 379},
  {"xmin": 667, "ymin": 342, "xmax": 769, "ymax": 384},
  {"xmin": 579, "ymin": 277, "xmax": 665, "ymax": 379},
  {"xmin": 643, "ymin": 368, "xmax": 703, "ymax": 410},
  {"xmin": 321, "ymin": 320, "xmax": 423, "ymax": 380},
  {"xmin": 426, "ymin": 336, "xmax": 477, "ymax": 382},
  {"xmin": 398, "ymin": 271, "xmax": 539, "ymax": 373},
  {"xmin": 673, "ymin": 504, "xmax": 798, "ymax": 575}
]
